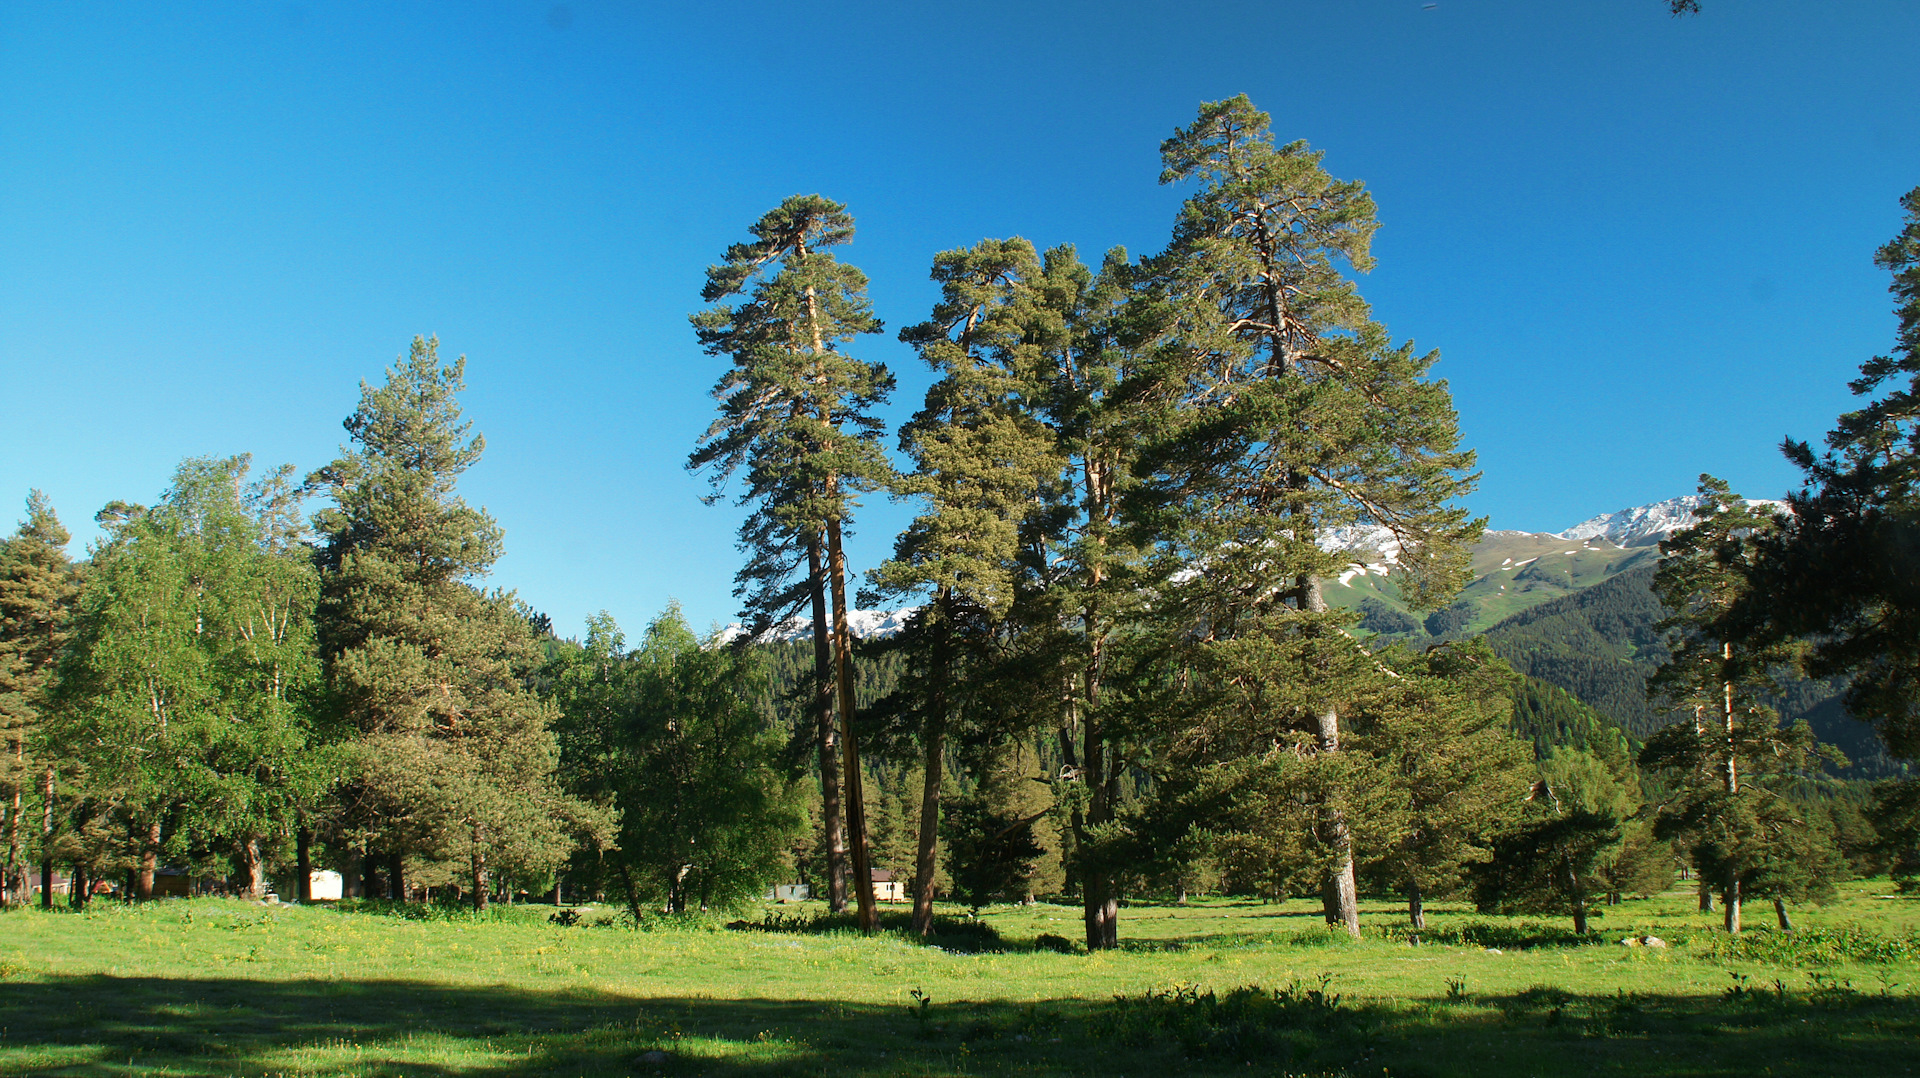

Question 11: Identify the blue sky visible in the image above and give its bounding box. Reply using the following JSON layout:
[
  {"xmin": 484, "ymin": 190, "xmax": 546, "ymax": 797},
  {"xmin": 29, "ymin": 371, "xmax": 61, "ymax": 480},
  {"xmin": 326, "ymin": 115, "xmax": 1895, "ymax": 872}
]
[{"xmin": 3, "ymin": 1, "xmax": 1917, "ymax": 636}]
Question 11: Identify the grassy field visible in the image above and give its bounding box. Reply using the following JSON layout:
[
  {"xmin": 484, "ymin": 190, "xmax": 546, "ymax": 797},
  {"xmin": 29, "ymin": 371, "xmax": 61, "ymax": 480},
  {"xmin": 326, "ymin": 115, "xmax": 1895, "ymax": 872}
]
[{"xmin": 2, "ymin": 879, "xmax": 1917, "ymax": 1077}]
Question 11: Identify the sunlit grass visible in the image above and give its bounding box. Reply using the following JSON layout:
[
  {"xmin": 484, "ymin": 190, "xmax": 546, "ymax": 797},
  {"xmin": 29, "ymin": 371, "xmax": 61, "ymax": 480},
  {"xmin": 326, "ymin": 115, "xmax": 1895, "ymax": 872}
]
[{"xmin": 1, "ymin": 878, "xmax": 1915, "ymax": 1076}]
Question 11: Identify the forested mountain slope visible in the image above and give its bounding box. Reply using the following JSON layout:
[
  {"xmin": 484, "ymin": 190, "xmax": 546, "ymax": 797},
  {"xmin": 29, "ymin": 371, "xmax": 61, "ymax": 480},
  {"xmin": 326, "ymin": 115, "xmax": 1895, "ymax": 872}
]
[
  {"xmin": 1480, "ymin": 567, "xmax": 1903, "ymax": 778},
  {"xmin": 1481, "ymin": 565, "xmax": 1671, "ymax": 738}
]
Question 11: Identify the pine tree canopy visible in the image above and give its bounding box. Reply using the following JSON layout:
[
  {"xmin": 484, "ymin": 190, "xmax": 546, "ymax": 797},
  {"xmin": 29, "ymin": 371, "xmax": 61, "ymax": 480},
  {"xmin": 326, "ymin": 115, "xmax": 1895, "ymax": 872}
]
[
  {"xmin": 309, "ymin": 337, "xmax": 583, "ymax": 904},
  {"xmin": 688, "ymin": 194, "xmax": 894, "ymax": 628},
  {"xmin": 1735, "ymin": 187, "xmax": 1920, "ymax": 761}
]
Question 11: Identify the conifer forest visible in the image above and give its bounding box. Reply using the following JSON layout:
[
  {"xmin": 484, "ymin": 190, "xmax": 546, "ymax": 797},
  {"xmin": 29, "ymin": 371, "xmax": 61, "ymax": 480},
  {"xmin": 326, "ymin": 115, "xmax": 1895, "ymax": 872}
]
[{"xmin": 6, "ymin": 73, "xmax": 1920, "ymax": 1078}]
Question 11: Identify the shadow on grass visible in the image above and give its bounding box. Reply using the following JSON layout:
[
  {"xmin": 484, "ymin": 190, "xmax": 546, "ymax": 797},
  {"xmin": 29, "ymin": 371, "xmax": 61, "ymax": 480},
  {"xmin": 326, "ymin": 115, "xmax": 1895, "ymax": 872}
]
[{"xmin": 0, "ymin": 973, "xmax": 1915, "ymax": 1077}]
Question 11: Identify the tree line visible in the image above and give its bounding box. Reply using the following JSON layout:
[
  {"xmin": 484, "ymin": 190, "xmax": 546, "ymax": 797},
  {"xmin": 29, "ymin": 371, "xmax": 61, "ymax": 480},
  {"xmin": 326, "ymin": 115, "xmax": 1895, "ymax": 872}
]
[{"xmin": 2, "ymin": 98, "xmax": 1916, "ymax": 947}]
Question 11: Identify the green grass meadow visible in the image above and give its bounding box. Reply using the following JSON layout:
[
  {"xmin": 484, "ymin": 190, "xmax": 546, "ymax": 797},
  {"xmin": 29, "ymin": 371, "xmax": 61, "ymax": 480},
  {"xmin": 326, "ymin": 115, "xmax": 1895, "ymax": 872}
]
[{"xmin": 3, "ymin": 881, "xmax": 1918, "ymax": 1077}]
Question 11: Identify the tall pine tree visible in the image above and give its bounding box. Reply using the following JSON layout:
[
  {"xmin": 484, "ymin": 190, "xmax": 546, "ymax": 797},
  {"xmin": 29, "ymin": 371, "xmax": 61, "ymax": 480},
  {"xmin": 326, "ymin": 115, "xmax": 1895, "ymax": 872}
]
[
  {"xmin": 1736, "ymin": 187, "xmax": 1920, "ymax": 769},
  {"xmin": 689, "ymin": 195, "xmax": 895, "ymax": 929},
  {"xmin": 871, "ymin": 236, "xmax": 1066, "ymax": 933},
  {"xmin": 0, "ymin": 492, "xmax": 80, "ymax": 906},
  {"xmin": 1139, "ymin": 96, "xmax": 1481, "ymax": 936},
  {"xmin": 1012, "ymin": 246, "xmax": 1154, "ymax": 950},
  {"xmin": 310, "ymin": 337, "xmax": 580, "ymax": 909},
  {"xmin": 1643, "ymin": 476, "xmax": 1838, "ymax": 932}
]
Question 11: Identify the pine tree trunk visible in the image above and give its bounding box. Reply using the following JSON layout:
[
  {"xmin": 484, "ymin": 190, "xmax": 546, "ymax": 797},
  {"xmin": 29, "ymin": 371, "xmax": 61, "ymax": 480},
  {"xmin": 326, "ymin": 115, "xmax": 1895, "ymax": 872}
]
[
  {"xmin": 1565, "ymin": 853, "xmax": 1588, "ymax": 934},
  {"xmin": 807, "ymin": 539, "xmax": 849, "ymax": 915},
  {"xmin": 238, "ymin": 835, "xmax": 265, "ymax": 899},
  {"xmin": 1773, "ymin": 896, "xmax": 1793, "ymax": 931},
  {"xmin": 1056, "ymin": 703, "xmax": 1088, "ymax": 920},
  {"xmin": 1077, "ymin": 592, "xmax": 1120, "ymax": 951},
  {"xmin": 1303, "ymin": 578, "xmax": 1363, "ymax": 939},
  {"xmin": 827, "ymin": 518, "xmax": 878, "ymax": 933},
  {"xmin": 910, "ymin": 598, "xmax": 950, "ymax": 936},
  {"xmin": 617, "ymin": 863, "xmax": 643, "ymax": 924},
  {"xmin": 1698, "ymin": 878, "xmax": 1714, "ymax": 912},
  {"xmin": 6, "ymin": 742, "xmax": 21, "ymax": 905},
  {"xmin": 136, "ymin": 819, "xmax": 159, "ymax": 902},
  {"xmin": 39, "ymin": 766, "xmax": 54, "ymax": 909},
  {"xmin": 1723, "ymin": 875, "xmax": 1741, "ymax": 934},
  {"xmin": 296, "ymin": 825, "xmax": 312, "ymax": 903},
  {"xmin": 388, "ymin": 850, "xmax": 406, "ymax": 902},
  {"xmin": 1407, "ymin": 877, "xmax": 1426, "ymax": 931},
  {"xmin": 71, "ymin": 861, "xmax": 89, "ymax": 909},
  {"xmin": 470, "ymin": 824, "xmax": 489, "ymax": 912}
]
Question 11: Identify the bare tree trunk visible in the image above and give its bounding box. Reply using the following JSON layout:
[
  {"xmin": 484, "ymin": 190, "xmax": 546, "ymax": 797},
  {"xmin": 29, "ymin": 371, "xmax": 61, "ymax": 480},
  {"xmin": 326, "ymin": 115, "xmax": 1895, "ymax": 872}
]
[
  {"xmin": 806, "ymin": 539, "xmax": 849, "ymax": 914},
  {"xmin": 295, "ymin": 825, "xmax": 312, "ymax": 903},
  {"xmin": 470, "ymin": 824, "xmax": 489, "ymax": 912},
  {"xmin": 388, "ymin": 850, "xmax": 406, "ymax": 902},
  {"xmin": 71, "ymin": 860, "xmax": 89, "ymax": 909},
  {"xmin": 827, "ymin": 517, "xmax": 877, "ymax": 933},
  {"xmin": 136, "ymin": 819, "xmax": 160, "ymax": 902},
  {"xmin": 911, "ymin": 596, "xmax": 950, "ymax": 937},
  {"xmin": 1698, "ymin": 877, "xmax": 1714, "ymax": 912},
  {"xmin": 237, "ymin": 835, "xmax": 265, "ymax": 899},
  {"xmin": 1056, "ymin": 701, "xmax": 1089, "ymax": 932},
  {"xmin": 1773, "ymin": 896, "xmax": 1793, "ymax": 931},
  {"xmin": 1566, "ymin": 853, "xmax": 1589, "ymax": 934},
  {"xmin": 1723, "ymin": 875, "xmax": 1741, "ymax": 934},
  {"xmin": 617, "ymin": 863, "xmax": 643, "ymax": 924},
  {"xmin": 1407, "ymin": 876, "xmax": 1426, "ymax": 931}
]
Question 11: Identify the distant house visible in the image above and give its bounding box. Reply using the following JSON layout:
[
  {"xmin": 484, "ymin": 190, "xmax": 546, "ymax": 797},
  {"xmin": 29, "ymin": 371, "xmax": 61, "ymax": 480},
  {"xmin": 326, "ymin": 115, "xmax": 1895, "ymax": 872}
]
[
  {"xmin": 309, "ymin": 870, "xmax": 344, "ymax": 901},
  {"xmin": 872, "ymin": 869, "xmax": 905, "ymax": 903},
  {"xmin": 153, "ymin": 867, "xmax": 193, "ymax": 897},
  {"xmin": 28, "ymin": 871, "xmax": 70, "ymax": 897}
]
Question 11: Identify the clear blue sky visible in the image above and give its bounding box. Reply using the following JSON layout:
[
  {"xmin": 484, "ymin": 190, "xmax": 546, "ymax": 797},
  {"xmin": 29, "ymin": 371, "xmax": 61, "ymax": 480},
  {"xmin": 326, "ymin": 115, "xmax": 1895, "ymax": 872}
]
[{"xmin": 4, "ymin": 1, "xmax": 1917, "ymax": 636}]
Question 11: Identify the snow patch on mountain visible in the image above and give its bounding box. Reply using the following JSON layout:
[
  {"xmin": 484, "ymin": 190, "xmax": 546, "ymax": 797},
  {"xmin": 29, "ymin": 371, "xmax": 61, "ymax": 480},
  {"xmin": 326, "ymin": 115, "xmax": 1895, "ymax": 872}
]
[
  {"xmin": 714, "ymin": 606, "xmax": 919, "ymax": 646},
  {"xmin": 1319, "ymin": 523, "xmax": 1403, "ymax": 564},
  {"xmin": 1556, "ymin": 495, "xmax": 1786, "ymax": 548}
]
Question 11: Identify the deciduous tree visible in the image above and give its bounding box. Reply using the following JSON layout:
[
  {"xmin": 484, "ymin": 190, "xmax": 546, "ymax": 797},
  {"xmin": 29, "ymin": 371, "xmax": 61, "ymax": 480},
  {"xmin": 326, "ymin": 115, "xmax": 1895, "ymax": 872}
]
[
  {"xmin": 54, "ymin": 457, "xmax": 325, "ymax": 900},
  {"xmin": 549, "ymin": 607, "xmax": 802, "ymax": 916}
]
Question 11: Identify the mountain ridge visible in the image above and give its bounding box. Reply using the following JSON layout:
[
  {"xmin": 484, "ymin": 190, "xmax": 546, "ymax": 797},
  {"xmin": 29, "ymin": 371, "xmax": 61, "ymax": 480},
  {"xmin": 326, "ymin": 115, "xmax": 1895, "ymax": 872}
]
[{"xmin": 716, "ymin": 494, "xmax": 1786, "ymax": 647}]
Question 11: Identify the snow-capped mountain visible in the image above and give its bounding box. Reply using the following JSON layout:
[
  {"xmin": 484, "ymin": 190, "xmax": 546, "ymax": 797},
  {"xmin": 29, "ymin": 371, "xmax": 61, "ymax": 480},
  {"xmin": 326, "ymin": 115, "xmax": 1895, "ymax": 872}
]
[
  {"xmin": 714, "ymin": 606, "xmax": 919, "ymax": 646},
  {"xmin": 1554, "ymin": 495, "xmax": 1786, "ymax": 548}
]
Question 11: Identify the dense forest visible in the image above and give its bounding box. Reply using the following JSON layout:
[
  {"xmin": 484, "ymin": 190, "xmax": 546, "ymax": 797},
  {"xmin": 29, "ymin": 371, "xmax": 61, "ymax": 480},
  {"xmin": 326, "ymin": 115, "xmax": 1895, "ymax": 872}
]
[{"xmin": 3, "ymin": 97, "xmax": 1918, "ymax": 947}]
